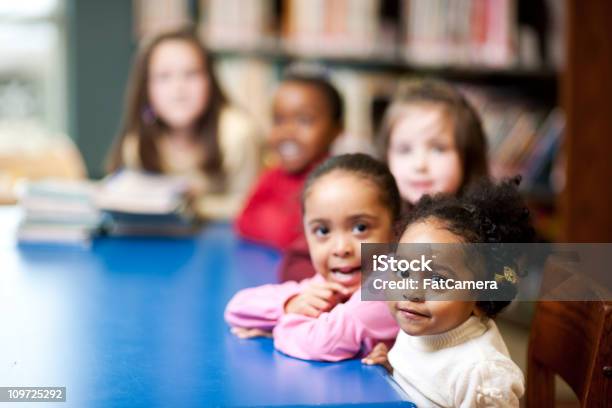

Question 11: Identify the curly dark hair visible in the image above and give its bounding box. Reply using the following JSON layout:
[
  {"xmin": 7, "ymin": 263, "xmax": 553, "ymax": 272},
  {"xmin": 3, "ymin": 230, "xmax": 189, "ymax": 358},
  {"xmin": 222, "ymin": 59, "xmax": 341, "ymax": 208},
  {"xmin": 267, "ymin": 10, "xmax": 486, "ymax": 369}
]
[
  {"xmin": 302, "ymin": 153, "xmax": 401, "ymax": 225},
  {"xmin": 398, "ymin": 176, "xmax": 535, "ymax": 317},
  {"xmin": 283, "ymin": 71, "xmax": 344, "ymax": 126}
]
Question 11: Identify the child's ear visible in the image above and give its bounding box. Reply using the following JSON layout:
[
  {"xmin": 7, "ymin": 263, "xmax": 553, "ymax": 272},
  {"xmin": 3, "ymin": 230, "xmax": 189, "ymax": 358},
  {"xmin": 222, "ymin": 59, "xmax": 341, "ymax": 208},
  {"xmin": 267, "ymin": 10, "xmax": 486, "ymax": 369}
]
[
  {"xmin": 329, "ymin": 123, "xmax": 343, "ymax": 143},
  {"xmin": 471, "ymin": 303, "xmax": 485, "ymax": 317}
]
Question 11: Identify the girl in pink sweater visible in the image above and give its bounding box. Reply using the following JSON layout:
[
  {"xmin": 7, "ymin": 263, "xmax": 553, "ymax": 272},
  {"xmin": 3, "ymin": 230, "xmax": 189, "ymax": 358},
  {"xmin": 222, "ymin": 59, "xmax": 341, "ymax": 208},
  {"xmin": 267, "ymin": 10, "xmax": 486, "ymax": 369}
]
[{"xmin": 225, "ymin": 153, "xmax": 401, "ymax": 361}]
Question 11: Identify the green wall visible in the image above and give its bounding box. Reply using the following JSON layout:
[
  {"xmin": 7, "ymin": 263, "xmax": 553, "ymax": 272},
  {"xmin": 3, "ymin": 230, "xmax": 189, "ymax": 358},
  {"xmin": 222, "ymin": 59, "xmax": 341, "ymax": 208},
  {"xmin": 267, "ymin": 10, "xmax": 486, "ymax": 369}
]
[{"xmin": 66, "ymin": 0, "xmax": 134, "ymax": 178}]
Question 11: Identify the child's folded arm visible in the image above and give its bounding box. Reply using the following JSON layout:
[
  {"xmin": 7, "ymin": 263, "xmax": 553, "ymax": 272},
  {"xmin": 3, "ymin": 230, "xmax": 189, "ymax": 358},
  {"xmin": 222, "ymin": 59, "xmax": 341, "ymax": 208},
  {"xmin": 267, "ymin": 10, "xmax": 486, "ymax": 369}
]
[
  {"xmin": 272, "ymin": 297, "xmax": 398, "ymax": 362},
  {"xmin": 224, "ymin": 277, "xmax": 317, "ymax": 330}
]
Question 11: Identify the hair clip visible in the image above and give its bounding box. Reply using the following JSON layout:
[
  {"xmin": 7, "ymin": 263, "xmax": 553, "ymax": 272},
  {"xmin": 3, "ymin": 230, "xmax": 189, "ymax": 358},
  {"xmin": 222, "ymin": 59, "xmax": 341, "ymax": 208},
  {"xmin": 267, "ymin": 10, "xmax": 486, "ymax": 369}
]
[{"xmin": 495, "ymin": 266, "xmax": 518, "ymax": 284}]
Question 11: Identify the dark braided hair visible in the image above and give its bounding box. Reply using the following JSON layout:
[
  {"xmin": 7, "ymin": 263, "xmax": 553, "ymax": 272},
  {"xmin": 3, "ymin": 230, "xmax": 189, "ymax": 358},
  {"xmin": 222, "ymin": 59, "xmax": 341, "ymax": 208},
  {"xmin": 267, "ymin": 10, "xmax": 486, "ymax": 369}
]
[
  {"xmin": 302, "ymin": 153, "xmax": 402, "ymax": 225},
  {"xmin": 398, "ymin": 176, "xmax": 535, "ymax": 317}
]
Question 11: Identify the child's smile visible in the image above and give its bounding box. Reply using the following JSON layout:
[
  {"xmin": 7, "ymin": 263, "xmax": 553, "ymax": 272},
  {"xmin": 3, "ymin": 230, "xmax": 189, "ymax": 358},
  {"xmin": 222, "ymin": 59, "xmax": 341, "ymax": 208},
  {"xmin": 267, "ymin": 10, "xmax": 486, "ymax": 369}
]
[
  {"xmin": 276, "ymin": 140, "xmax": 302, "ymax": 162},
  {"xmin": 394, "ymin": 302, "xmax": 432, "ymax": 321},
  {"xmin": 329, "ymin": 265, "xmax": 362, "ymax": 285}
]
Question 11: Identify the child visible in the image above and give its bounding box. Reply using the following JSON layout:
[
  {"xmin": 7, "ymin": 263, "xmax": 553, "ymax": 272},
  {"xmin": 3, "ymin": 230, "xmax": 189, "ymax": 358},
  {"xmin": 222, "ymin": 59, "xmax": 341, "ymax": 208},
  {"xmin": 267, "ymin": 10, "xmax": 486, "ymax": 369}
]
[
  {"xmin": 378, "ymin": 79, "xmax": 489, "ymax": 206},
  {"xmin": 235, "ymin": 72, "xmax": 343, "ymax": 250},
  {"xmin": 226, "ymin": 153, "xmax": 400, "ymax": 361},
  {"xmin": 363, "ymin": 177, "xmax": 534, "ymax": 407},
  {"xmin": 280, "ymin": 79, "xmax": 490, "ymax": 283},
  {"xmin": 107, "ymin": 28, "xmax": 261, "ymax": 220}
]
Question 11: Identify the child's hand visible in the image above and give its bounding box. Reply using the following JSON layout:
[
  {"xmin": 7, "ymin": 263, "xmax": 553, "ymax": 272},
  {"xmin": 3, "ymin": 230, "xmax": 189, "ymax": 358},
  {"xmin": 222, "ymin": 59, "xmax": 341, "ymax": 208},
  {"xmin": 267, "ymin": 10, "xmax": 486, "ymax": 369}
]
[
  {"xmin": 361, "ymin": 342, "xmax": 392, "ymax": 373},
  {"xmin": 284, "ymin": 281, "xmax": 352, "ymax": 318},
  {"xmin": 231, "ymin": 327, "xmax": 273, "ymax": 339}
]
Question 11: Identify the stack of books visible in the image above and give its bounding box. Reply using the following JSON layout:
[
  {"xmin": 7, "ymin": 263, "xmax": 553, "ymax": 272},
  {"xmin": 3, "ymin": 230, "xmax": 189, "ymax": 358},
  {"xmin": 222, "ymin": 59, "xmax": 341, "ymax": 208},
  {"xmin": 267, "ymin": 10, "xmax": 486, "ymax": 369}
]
[
  {"xmin": 17, "ymin": 180, "xmax": 101, "ymax": 244},
  {"xmin": 96, "ymin": 170, "xmax": 200, "ymax": 237}
]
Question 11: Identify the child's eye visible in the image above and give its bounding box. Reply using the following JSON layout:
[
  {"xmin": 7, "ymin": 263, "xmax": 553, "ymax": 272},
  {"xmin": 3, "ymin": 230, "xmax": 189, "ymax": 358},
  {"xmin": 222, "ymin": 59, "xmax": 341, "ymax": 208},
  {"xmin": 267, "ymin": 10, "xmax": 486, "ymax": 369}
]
[
  {"xmin": 152, "ymin": 72, "xmax": 170, "ymax": 81},
  {"xmin": 395, "ymin": 144, "xmax": 412, "ymax": 154},
  {"xmin": 431, "ymin": 144, "xmax": 449, "ymax": 153},
  {"xmin": 352, "ymin": 223, "xmax": 368, "ymax": 234},
  {"xmin": 313, "ymin": 225, "xmax": 329, "ymax": 237},
  {"xmin": 430, "ymin": 273, "xmax": 447, "ymax": 283},
  {"xmin": 273, "ymin": 114, "xmax": 285, "ymax": 125},
  {"xmin": 186, "ymin": 69, "xmax": 203, "ymax": 79},
  {"xmin": 298, "ymin": 115, "xmax": 314, "ymax": 125}
]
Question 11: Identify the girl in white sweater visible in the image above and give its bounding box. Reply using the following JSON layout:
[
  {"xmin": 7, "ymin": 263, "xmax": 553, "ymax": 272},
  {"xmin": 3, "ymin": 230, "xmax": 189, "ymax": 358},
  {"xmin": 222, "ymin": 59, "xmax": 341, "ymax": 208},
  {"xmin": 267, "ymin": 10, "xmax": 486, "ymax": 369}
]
[{"xmin": 363, "ymin": 177, "xmax": 534, "ymax": 408}]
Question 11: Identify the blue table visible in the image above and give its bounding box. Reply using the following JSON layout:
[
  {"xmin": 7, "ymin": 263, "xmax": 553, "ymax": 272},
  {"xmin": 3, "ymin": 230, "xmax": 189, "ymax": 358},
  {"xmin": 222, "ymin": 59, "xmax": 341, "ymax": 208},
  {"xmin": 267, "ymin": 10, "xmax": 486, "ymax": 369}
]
[{"xmin": 0, "ymin": 208, "xmax": 413, "ymax": 407}]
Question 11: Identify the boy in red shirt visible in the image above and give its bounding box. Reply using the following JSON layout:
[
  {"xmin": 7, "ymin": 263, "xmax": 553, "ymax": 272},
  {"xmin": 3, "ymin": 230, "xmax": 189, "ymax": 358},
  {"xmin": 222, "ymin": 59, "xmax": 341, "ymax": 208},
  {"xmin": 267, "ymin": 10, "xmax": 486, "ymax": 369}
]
[{"xmin": 235, "ymin": 73, "xmax": 344, "ymax": 254}]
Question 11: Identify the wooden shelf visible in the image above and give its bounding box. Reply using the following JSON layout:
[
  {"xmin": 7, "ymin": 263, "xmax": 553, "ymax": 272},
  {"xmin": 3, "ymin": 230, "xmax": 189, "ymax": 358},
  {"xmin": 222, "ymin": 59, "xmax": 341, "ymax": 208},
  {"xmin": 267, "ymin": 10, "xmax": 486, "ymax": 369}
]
[{"xmin": 209, "ymin": 44, "xmax": 558, "ymax": 89}]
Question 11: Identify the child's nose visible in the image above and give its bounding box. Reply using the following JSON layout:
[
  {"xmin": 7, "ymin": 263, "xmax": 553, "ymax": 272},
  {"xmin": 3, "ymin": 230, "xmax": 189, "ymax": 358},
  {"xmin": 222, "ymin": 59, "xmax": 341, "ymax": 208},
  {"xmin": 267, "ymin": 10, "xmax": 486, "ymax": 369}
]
[
  {"xmin": 276, "ymin": 119, "xmax": 297, "ymax": 134},
  {"xmin": 402, "ymin": 273, "xmax": 426, "ymax": 301},
  {"xmin": 332, "ymin": 235, "xmax": 354, "ymax": 257},
  {"xmin": 411, "ymin": 149, "xmax": 428, "ymax": 171},
  {"xmin": 402, "ymin": 292, "xmax": 425, "ymax": 303}
]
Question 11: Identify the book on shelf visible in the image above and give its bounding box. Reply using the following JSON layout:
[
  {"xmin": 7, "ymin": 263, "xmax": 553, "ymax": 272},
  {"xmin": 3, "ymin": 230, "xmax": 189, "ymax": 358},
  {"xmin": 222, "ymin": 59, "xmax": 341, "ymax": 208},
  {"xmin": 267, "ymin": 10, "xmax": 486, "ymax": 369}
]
[
  {"xmin": 330, "ymin": 69, "xmax": 398, "ymax": 153},
  {"xmin": 401, "ymin": 0, "xmax": 518, "ymax": 68},
  {"xmin": 282, "ymin": 0, "xmax": 388, "ymax": 58},
  {"xmin": 133, "ymin": 0, "xmax": 191, "ymax": 39},
  {"xmin": 520, "ymin": 108, "xmax": 564, "ymax": 190},
  {"xmin": 196, "ymin": 0, "xmax": 560, "ymax": 69},
  {"xmin": 199, "ymin": 0, "xmax": 275, "ymax": 50},
  {"xmin": 199, "ymin": 0, "xmax": 393, "ymax": 58},
  {"xmin": 96, "ymin": 170, "xmax": 201, "ymax": 237},
  {"xmin": 459, "ymin": 84, "xmax": 563, "ymax": 189},
  {"xmin": 213, "ymin": 57, "xmax": 276, "ymax": 135},
  {"xmin": 17, "ymin": 179, "xmax": 101, "ymax": 245}
]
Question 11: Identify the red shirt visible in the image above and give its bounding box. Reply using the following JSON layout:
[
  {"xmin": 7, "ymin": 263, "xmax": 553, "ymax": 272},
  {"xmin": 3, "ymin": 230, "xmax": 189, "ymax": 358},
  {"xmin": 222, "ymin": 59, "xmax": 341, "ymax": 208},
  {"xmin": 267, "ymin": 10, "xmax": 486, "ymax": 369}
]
[
  {"xmin": 277, "ymin": 234, "xmax": 316, "ymax": 282},
  {"xmin": 235, "ymin": 166, "xmax": 309, "ymax": 250}
]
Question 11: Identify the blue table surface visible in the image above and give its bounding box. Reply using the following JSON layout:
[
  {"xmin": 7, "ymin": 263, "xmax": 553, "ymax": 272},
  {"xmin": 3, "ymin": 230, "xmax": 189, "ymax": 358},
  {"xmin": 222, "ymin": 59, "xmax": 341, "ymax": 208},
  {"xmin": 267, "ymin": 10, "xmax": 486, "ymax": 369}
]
[{"xmin": 0, "ymin": 208, "xmax": 414, "ymax": 407}]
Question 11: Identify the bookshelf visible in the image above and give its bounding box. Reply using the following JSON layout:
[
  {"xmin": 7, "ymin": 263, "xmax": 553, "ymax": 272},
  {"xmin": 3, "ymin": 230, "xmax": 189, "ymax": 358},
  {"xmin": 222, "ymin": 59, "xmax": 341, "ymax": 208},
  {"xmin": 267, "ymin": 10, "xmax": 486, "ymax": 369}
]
[
  {"xmin": 200, "ymin": 0, "xmax": 562, "ymax": 239},
  {"xmin": 209, "ymin": 46, "xmax": 558, "ymax": 89},
  {"xmin": 132, "ymin": 0, "xmax": 612, "ymax": 242}
]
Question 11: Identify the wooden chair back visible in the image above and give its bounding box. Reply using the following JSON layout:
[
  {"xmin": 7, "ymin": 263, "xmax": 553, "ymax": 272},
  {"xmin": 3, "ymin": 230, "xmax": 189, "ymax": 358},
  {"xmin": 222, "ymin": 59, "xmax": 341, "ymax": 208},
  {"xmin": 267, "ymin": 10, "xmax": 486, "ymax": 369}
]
[{"xmin": 527, "ymin": 300, "xmax": 612, "ymax": 407}]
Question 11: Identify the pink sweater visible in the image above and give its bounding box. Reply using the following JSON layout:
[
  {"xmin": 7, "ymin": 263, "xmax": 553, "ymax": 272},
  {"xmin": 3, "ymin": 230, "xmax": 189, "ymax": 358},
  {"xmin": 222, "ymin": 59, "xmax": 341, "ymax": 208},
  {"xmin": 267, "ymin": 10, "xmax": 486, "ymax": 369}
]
[{"xmin": 224, "ymin": 274, "xmax": 399, "ymax": 361}]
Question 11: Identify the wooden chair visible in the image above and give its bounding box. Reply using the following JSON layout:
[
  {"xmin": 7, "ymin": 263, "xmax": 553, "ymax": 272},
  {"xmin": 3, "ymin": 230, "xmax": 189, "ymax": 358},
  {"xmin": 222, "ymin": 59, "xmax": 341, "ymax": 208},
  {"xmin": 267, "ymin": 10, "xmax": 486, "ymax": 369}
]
[{"xmin": 527, "ymin": 301, "xmax": 612, "ymax": 407}]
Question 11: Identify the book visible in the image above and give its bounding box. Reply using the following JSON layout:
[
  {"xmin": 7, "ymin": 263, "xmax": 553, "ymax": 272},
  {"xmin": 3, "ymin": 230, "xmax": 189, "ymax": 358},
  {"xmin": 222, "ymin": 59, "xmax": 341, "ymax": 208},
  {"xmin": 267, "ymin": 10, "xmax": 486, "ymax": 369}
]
[
  {"xmin": 17, "ymin": 179, "xmax": 101, "ymax": 244},
  {"xmin": 96, "ymin": 170, "xmax": 191, "ymax": 215},
  {"xmin": 134, "ymin": 0, "xmax": 190, "ymax": 39},
  {"xmin": 401, "ymin": 0, "xmax": 518, "ymax": 68},
  {"xmin": 96, "ymin": 170, "xmax": 200, "ymax": 237},
  {"xmin": 200, "ymin": 0, "xmax": 274, "ymax": 49}
]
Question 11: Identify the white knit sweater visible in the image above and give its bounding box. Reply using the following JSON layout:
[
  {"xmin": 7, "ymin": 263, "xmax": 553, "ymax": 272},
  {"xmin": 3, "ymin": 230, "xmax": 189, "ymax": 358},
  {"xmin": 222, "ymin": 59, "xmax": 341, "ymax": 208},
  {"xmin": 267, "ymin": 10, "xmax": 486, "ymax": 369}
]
[{"xmin": 388, "ymin": 316, "xmax": 524, "ymax": 408}]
